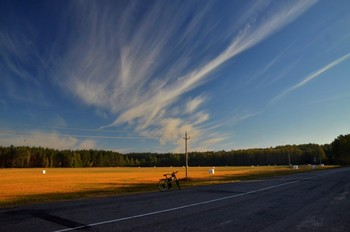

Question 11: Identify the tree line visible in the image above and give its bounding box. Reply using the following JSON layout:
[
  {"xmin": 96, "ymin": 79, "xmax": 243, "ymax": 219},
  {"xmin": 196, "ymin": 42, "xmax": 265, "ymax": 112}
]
[{"xmin": 0, "ymin": 134, "xmax": 349, "ymax": 168}]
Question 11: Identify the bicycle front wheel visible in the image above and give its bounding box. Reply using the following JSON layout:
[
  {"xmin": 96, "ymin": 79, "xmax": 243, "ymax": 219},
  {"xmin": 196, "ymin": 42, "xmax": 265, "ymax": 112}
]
[{"xmin": 158, "ymin": 179, "xmax": 169, "ymax": 192}]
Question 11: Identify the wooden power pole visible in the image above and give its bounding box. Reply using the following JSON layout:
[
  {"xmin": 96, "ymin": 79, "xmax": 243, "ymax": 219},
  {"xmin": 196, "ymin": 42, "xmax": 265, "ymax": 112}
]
[{"xmin": 184, "ymin": 131, "xmax": 190, "ymax": 179}]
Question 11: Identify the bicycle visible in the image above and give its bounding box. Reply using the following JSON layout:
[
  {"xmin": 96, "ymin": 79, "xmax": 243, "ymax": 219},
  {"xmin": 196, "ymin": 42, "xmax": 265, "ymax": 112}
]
[{"xmin": 158, "ymin": 171, "xmax": 181, "ymax": 191}]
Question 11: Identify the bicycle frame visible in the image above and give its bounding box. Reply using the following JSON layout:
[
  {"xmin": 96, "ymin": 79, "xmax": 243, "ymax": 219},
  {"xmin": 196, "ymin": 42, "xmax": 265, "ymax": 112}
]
[{"xmin": 158, "ymin": 171, "xmax": 181, "ymax": 191}]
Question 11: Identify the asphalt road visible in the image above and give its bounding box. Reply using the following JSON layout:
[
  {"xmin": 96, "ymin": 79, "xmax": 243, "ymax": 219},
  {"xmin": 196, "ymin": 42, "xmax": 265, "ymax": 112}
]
[{"xmin": 1, "ymin": 167, "xmax": 350, "ymax": 232}]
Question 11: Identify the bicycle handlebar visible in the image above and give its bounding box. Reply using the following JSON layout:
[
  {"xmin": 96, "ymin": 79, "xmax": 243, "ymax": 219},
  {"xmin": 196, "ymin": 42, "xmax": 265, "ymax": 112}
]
[{"xmin": 163, "ymin": 171, "xmax": 178, "ymax": 177}]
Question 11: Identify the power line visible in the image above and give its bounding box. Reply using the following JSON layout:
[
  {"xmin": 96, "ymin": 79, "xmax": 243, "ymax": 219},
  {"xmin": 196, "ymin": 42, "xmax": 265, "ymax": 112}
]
[
  {"xmin": 0, "ymin": 122, "xmax": 128, "ymax": 133},
  {"xmin": 0, "ymin": 132, "xmax": 145, "ymax": 140}
]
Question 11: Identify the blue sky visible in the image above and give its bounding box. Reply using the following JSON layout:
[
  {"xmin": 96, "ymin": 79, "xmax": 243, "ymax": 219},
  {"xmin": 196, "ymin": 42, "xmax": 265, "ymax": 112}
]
[{"xmin": 1, "ymin": 0, "xmax": 350, "ymax": 153}]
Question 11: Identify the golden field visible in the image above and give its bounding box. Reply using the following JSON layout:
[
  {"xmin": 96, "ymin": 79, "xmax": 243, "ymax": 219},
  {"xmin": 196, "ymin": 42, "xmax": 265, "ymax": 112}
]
[{"xmin": 0, "ymin": 166, "xmax": 334, "ymax": 207}]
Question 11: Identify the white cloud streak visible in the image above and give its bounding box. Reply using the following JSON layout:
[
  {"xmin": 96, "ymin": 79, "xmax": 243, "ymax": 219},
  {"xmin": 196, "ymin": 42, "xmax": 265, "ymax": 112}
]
[
  {"xmin": 186, "ymin": 96, "xmax": 206, "ymax": 114},
  {"xmin": 270, "ymin": 52, "xmax": 350, "ymax": 103}
]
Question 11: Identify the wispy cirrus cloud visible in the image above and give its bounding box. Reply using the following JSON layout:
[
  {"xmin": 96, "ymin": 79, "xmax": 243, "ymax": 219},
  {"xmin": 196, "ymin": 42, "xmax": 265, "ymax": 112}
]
[
  {"xmin": 270, "ymin": 52, "xmax": 350, "ymax": 104},
  {"xmin": 186, "ymin": 96, "xmax": 206, "ymax": 114},
  {"xmin": 53, "ymin": 0, "xmax": 317, "ymax": 150},
  {"xmin": 0, "ymin": 31, "xmax": 50, "ymax": 105}
]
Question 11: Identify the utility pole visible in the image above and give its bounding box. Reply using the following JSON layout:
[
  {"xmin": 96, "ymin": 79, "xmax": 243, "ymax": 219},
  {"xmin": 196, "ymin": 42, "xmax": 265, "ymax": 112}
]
[
  {"xmin": 183, "ymin": 131, "xmax": 190, "ymax": 179},
  {"xmin": 288, "ymin": 152, "xmax": 291, "ymax": 167}
]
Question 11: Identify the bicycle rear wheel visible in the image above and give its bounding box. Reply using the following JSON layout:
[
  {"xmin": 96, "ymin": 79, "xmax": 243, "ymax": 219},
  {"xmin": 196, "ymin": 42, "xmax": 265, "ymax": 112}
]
[{"xmin": 158, "ymin": 179, "xmax": 169, "ymax": 192}]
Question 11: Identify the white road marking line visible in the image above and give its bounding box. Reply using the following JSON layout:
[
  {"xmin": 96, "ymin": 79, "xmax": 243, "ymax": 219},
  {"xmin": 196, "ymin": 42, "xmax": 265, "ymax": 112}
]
[{"xmin": 51, "ymin": 170, "xmax": 341, "ymax": 232}]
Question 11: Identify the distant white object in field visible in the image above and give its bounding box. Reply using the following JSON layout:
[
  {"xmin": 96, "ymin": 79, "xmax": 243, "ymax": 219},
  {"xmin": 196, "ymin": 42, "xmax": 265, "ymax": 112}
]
[
  {"xmin": 293, "ymin": 165, "xmax": 298, "ymax": 170},
  {"xmin": 42, "ymin": 170, "xmax": 46, "ymax": 174},
  {"xmin": 208, "ymin": 169, "xmax": 215, "ymax": 174}
]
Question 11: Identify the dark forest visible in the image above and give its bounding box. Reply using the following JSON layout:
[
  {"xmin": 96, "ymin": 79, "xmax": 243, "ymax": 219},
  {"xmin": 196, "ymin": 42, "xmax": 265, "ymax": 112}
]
[{"xmin": 1, "ymin": 134, "xmax": 349, "ymax": 168}]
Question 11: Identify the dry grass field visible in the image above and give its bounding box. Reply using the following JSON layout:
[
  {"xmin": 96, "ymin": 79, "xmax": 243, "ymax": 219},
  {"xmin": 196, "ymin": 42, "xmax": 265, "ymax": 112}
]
[{"xmin": 0, "ymin": 165, "xmax": 334, "ymax": 207}]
